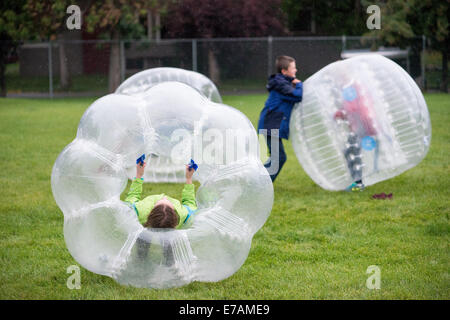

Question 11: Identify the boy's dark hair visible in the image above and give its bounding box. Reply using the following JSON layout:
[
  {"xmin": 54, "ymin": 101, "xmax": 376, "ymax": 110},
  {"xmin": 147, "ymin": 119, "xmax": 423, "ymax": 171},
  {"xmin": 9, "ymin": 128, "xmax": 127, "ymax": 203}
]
[
  {"xmin": 276, "ymin": 55, "xmax": 295, "ymax": 73},
  {"xmin": 144, "ymin": 204, "xmax": 179, "ymax": 228}
]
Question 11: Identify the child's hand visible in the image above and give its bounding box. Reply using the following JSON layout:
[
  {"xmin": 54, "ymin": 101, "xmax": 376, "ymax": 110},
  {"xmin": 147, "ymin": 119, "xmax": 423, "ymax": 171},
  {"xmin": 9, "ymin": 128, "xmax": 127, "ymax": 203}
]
[
  {"xmin": 136, "ymin": 161, "xmax": 146, "ymax": 179},
  {"xmin": 292, "ymin": 78, "xmax": 301, "ymax": 84},
  {"xmin": 185, "ymin": 165, "xmax": 194, "ymax": 184}
]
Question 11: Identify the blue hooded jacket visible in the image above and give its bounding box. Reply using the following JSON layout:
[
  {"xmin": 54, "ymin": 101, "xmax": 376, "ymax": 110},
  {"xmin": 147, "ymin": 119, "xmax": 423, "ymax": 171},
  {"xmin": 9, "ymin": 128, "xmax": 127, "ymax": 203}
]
[{"xmin": 257, "ymin": 73, "xmax": 303, "ymax": 139}]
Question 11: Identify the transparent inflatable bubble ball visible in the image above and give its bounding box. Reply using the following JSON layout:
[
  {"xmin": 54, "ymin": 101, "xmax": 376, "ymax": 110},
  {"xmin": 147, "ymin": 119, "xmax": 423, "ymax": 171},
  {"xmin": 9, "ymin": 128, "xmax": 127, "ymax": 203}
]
[
  {"xmin": 290, "ymin": 54, "xmax": 431, "ymax": 191},
  {"xmin": 52, "ymin": 78, "xmax": 273, "ymax": 289}
]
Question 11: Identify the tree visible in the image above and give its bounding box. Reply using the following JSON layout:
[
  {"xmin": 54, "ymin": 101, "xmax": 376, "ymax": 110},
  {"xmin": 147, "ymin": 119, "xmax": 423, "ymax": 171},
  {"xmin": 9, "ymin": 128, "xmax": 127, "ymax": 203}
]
[
  {"xmin": 25, "ymin": 0, "xmax": 74, "ymax": 90},
  {"xmin": 410, "ymin": 0, "xmax": 448, "ymax": 92},
  {"xmin": 164, "ymin": 0, "xmax": 287, "ymax": 83},
  {"xmin": 84, "ymin": 1, "xmax": 152, "ymax": 92},
  {"xmin": 0, "ymin": 0, "xmax": 32, "ymax": 97},
  {"xmin": 281, "ymin": 0, "xmax": 367, "ymax": 36},
  {"xmin": 146, "ymin": 0, "xmax": 168, "ymax": 40},
  {"xmin": 363, "ymin": 0, "xmax": 449, "ymax": 92}
]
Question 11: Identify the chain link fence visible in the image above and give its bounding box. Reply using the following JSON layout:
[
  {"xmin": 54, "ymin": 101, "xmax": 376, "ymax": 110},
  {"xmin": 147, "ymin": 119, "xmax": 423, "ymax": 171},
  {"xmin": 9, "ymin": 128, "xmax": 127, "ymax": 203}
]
[{"xmin": 4, "ymin": 36, "xmax": 445, "ymax": 98}]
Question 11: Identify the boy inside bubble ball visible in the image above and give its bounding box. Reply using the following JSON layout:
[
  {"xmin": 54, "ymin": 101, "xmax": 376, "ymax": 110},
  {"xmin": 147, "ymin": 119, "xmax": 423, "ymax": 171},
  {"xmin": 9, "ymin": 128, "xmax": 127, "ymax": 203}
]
[
  {"xmin": 258, "ymin": 55, "xmax": 303, "ymax": 182},
  {"xmin": 124, "ymin": 161, "xmax": 197, "ymax": 229},
  {"xmin": 333, "ymin": 83, "xmax": 378, "ymax": 192}
]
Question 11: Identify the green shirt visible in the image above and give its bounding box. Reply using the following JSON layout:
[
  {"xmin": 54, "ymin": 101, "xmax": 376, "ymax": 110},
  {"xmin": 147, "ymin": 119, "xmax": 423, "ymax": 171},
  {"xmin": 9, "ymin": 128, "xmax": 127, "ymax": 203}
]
[{"xmin": 124, "ymin": 178, "xmax": 197, "ymax": 229}]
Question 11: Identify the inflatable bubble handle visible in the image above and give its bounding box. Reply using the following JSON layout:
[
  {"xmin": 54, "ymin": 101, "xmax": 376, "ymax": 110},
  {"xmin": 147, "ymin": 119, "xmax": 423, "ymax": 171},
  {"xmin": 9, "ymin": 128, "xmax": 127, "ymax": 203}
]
[
  {"xmin": 188, "ymin": 159, "xmax": 198, "ymax": 171},
  {"xmin": 136, "ymin": 154, "xmax": 146, "ymax": 166}
]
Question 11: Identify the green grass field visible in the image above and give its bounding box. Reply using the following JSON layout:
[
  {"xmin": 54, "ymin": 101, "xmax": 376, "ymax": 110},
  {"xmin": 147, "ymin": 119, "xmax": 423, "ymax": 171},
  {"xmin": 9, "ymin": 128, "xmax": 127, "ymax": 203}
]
[{"xmin": 0, "ymin": 93, "xmax": 448, "ymax": 299}]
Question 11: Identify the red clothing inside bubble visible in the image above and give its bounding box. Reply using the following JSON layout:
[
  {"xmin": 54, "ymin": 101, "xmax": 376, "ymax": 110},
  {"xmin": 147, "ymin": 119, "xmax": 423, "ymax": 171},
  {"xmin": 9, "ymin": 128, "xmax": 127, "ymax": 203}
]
[{"xmin": 334, "ymin": 84, "xmax": 377, "ymax": 137}]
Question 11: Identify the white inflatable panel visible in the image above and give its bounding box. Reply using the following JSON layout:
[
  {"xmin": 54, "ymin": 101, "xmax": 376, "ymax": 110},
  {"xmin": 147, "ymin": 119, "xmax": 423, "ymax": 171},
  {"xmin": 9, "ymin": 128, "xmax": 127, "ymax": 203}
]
[
  {"xmin": 116, "ymin": 67, "xmax": 222, "ymax": 103},
  {"xmin": 116, "ymin": 67, "xmax": 223, "ymax": 182}
]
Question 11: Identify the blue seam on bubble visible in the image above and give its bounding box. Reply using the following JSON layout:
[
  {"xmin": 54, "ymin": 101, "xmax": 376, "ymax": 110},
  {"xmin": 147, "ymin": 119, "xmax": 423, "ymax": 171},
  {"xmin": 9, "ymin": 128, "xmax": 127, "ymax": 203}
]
[
  {"xmin": 183, "ymin": 205, "xmax": 196, "ymax": 224},
  {"xmin": 132, "ymin": 203, "xmax": 139, "ymax": 217}
]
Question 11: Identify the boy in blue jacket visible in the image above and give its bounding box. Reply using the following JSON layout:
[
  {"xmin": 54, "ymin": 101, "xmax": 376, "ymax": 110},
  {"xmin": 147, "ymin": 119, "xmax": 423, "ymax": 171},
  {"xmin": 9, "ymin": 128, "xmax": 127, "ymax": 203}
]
[{"xmin": 258, "ymin": 55, "xmax": 303, "ymax": 182}]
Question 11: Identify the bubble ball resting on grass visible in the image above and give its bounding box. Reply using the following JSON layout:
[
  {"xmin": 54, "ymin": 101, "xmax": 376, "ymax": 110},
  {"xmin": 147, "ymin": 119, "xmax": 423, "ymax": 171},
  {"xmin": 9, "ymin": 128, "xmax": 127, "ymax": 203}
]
[
  {"xmin": 116, "ymin": 67, "xmax": 223, "ymax": 182},
  {"xmin": 290, "ymin": 54, "xmax": 431, "ymax": 191},
  {"xmin": 51, "ymin": 80, "xmax": 273, "ymax": 289}
]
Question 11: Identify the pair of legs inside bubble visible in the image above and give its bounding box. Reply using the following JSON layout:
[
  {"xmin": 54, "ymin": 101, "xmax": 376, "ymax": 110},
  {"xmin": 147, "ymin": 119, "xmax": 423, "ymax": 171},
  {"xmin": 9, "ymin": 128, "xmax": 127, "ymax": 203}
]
[
  {"xmin": 344, "ymin": 132, "xmax": 363, "ymax": 185},
  {"xmin": 136, "ymin": 234, "xmax": 174, "ymax": 267}
]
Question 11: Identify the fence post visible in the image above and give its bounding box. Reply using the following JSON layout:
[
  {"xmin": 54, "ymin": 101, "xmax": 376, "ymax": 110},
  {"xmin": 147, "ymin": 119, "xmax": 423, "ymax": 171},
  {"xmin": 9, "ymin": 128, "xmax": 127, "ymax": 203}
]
[
  {"xmin": 342, "ymin": 35, "xmax": 346, "ymax": 52},
  {"xmin": 120, "ymin": 40, "xmax": 125, "ymax": 82},
  {"xmin": 422, "ymin": 35, "xmax": 426, "ymax": 91},
  {"xmin": 48, "ymin": 41, "xmax": 53, "ymax": 99},
  {"xmin": 192, "ymin": 39, "xmax": 197, "ymax": 72},
  {"xmin": 267, "ymin": 36, "xmax": 273, "ymax": 76}
]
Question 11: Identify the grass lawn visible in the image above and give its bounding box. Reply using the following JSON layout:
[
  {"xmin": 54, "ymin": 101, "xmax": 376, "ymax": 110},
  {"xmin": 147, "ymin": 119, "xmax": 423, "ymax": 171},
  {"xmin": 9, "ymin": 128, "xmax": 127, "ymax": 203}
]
[{"xmin": 0, "ymin": 93, "xmax": 448, "ymax": 299}]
